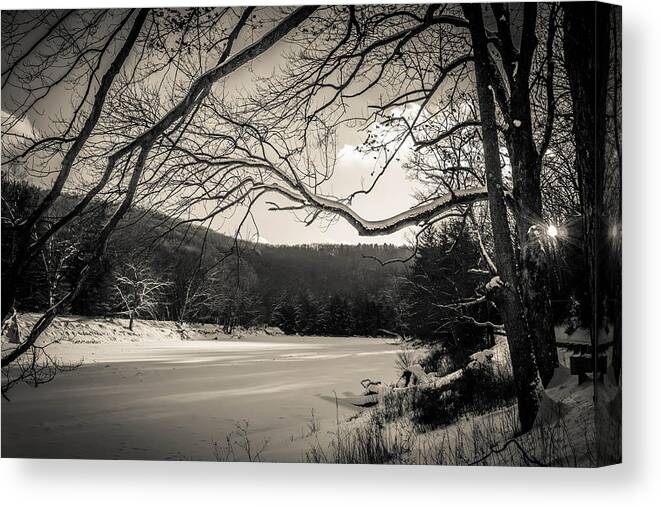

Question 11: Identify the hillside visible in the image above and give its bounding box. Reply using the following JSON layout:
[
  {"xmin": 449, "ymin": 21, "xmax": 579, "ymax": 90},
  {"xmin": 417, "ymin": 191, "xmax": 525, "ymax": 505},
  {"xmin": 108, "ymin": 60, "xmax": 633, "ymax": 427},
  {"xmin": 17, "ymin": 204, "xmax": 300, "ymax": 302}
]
[{"xmin": 2, "ymin": 180, "xmax": 412, "ymax": 334}]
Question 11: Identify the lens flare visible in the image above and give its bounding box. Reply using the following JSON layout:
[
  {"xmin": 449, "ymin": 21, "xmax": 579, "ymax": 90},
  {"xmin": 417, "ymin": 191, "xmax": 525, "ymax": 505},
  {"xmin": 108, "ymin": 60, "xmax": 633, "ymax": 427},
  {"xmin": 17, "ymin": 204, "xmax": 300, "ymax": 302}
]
[{"xmin": 547, "ymin": 224, "xmax": 559, "ymax": 238}]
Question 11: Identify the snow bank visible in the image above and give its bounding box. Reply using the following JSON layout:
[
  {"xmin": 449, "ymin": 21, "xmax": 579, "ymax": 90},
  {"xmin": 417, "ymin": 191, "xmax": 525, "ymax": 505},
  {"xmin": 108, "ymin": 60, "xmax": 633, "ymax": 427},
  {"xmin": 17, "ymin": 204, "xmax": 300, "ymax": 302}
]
[
  {"xmin": 322, "ymin": 335, "xmax": 595, "ymax": 465},
  {"xmin": 1, "ymin": 313, "xmax": 241, "ymax": 346}
]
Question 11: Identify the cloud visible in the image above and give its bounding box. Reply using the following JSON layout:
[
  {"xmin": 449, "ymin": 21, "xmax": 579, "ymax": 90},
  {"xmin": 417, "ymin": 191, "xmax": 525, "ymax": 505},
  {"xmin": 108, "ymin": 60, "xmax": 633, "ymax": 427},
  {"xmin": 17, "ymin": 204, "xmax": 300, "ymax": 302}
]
[
  {"xmin": 388, "ymin": 102, "xmax": 422, "ymax": 122},
  {"xmin": 1, "ymin": 111, "xmax": 41, "ymax": 162},
  {"xmin": 1, "ymin": 110, "xmax": 37, "ymax": 141},
  {"xmin": 337, "ymin": 143, "xmax": 368, "ymax": 163}
]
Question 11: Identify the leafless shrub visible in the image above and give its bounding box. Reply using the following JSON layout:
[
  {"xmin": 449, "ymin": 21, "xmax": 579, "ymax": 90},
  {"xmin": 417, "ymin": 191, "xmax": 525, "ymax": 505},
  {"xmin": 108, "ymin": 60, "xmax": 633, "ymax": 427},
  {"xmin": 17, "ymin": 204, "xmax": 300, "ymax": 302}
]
[
  {"xmin": 306, "ymin": 408, "xmax": 320, "ymax": 436},
  {"xmin": 2, "ymin": 341, "xmax": 81, "ymax": 400},
  {"xmin": 212, "ymin": 420, "xmax": 270, "ymax": 463}
]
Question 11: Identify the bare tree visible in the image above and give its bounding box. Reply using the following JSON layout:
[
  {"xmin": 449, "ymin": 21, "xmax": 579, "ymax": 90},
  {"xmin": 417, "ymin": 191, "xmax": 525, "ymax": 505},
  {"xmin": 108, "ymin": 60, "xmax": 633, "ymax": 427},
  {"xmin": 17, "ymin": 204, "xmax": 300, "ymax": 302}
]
[
  {"xmin": 38, "ymin": 225, "xmax": 78, "ymax": 308},
  {"xmin": 1, "ymin": 4, "xmax": 593, "ymax": 434},
  {"xmin": 112, "ymin": 262, "xmax": 171, "ymax": 331},
  {"xmin": 2, "ymin": 6, "xmax": 318, "ymax": 373},
  {"xmin": 2, "ymin": 9, "xmax": 150, "ymax": 319},
  {"xmin": 149, "ymin": 4, "xmax": 562, "ymax": 430},
  {"xmin": 461, "ymin": 3, "xmax": 544, "ymax": 430}
]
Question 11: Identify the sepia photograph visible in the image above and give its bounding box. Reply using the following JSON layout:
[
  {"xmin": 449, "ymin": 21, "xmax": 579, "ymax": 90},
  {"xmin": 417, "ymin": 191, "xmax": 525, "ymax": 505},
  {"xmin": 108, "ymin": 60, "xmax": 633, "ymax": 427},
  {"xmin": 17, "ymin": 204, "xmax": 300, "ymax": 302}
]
[{"xmin": 1, "ymin": 2, "xmax": 621, "ymax": 467}]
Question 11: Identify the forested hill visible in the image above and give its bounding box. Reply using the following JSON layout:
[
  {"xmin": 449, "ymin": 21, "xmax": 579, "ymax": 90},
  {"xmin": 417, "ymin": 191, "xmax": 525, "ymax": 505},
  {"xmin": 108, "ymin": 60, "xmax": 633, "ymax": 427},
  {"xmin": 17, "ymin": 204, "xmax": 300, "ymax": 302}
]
[
  {"xmin": 245, "ymin": 242, "xmax": 409, "ymax": 299},
  {"xmin": 121, "ymin": 197, "xmax": 412, "ymax": 299},
  {"xmin": 115, "ymin": 191, "xmax": 412, "ymax": 302},
  {"xmin": 2, "ymin": 180, "xmax": 411, "ymax": 335}
]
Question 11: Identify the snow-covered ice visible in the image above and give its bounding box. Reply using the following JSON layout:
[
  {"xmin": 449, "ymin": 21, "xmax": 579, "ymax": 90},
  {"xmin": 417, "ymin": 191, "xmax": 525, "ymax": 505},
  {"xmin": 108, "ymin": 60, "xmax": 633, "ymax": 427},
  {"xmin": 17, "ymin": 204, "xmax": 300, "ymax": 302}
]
[{"xmin": 2, "ymin": 315, "xmax": 401, "ymax": 461}]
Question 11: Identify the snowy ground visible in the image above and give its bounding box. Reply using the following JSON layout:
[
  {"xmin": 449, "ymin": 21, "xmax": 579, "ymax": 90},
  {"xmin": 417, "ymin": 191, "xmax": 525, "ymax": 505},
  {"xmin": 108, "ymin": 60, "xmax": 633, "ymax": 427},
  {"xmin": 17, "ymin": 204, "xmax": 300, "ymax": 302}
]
[
  {"xmin": 2, "ymin": 315, "xmax": 618, "ymax": 465},
  {"xmin": 303, "ymin": 334, "xmax": 609, "ymax": 466},
  {"xmin": 1, "ymin": 315, "xmax": 402, "ymax": 461}
]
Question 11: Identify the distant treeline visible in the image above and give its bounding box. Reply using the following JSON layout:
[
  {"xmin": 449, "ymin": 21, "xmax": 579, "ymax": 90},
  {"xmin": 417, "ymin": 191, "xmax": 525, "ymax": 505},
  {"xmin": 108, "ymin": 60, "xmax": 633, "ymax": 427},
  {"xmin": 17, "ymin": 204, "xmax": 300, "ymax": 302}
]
[
  {"xmin": 2, "ymin": 180, "xmax": 588, "ymax": 347},
  {"xmin": 270, "ymin": 291, "xmax": 400, "ymax": 337},
  {"xmin": 1, "ymin": 180, "xmax": 407, "ymax": 336}
]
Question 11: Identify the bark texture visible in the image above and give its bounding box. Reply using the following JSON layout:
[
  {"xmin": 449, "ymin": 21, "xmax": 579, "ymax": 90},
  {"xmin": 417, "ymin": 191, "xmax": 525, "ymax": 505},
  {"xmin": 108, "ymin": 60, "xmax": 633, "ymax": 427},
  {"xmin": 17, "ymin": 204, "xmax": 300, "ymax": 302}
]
[
  {"xmin": 463, "ymin": 4, "xmax": 543, "ymax": 432},
  {"xmin": 497, "ymin": 3, "xmax": 558, "ymax": 387}
]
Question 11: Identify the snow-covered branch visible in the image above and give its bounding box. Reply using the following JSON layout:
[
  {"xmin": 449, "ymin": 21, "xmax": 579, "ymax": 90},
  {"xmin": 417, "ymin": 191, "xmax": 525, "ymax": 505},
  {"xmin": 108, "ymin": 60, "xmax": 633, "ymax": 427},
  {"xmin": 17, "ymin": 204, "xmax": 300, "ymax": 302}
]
[{"xmin": 259, "ymin": 182, "xmax": 489, "ymax": 237}]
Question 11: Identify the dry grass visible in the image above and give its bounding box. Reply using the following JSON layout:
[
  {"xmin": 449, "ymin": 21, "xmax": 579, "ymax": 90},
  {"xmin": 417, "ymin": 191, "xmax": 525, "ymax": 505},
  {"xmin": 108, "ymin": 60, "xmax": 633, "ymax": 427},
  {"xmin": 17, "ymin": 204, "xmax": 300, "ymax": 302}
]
[
  {"xmin": 305, "ymin": 357, "xmax": 596, "ymax": 467},
  {"xmin": 306, "ymin": 410, "xmax": 415, "ymax": 464},
  {"xmin": 306, "ymin": 396, "xmax": 595, "ymax": 466},
  {"xmin": 212, "ymin": 420, "xmax": 270, "ymax": 462}
]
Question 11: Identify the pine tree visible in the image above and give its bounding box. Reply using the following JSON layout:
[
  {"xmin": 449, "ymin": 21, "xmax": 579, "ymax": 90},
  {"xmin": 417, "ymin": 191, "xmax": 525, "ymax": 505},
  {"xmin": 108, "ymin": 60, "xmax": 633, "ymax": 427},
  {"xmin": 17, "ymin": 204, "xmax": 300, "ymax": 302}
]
[{"xmin": 403, "ymin": 220, "xmax": 491, "ymax": 350}]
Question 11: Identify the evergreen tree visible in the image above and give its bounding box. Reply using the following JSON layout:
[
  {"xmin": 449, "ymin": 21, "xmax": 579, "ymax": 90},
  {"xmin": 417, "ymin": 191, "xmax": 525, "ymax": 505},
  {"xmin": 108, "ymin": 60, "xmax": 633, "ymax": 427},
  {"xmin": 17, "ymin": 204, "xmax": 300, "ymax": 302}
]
[
  {"xmin": 402, "ymin": 220, "xmax": 492, "ymax": 351},
  {"xmin": 270, "ymin": 293, "xmax": 297, "ymax": 334}
]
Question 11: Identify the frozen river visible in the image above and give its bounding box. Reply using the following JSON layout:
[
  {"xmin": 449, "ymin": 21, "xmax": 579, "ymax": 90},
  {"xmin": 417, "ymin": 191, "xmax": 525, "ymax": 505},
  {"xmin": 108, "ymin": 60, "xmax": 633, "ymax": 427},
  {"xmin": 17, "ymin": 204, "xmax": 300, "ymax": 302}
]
[{"xmin": 2, "ymin": 335, "xmax": 401, "ymax": 462}]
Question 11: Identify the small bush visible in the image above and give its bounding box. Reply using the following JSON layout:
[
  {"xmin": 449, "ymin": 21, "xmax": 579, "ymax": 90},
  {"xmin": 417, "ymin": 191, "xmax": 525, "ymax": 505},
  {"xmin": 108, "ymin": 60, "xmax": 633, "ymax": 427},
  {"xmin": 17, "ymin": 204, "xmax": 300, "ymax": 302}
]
[
  {"xmin": 419, "ymin": 345, "xmax": 468, "ymax": 376},
  {"xmin": 394, "ymin": 347, "xmax": 415, "ymax": 373},
  {"xmin": 410, "ymin": 387, "xmax": 462, "ymax": 431},
  {"xmin": 380, "ymin": 389, "xmax": 412, "ymax": 422},
  {"xmin": 409, "ymin": 362, "xmax": 516, "ymax": 432},
  {"xmin": 462, "ymin": 363, "xmax": 516, "ymax": 414}
]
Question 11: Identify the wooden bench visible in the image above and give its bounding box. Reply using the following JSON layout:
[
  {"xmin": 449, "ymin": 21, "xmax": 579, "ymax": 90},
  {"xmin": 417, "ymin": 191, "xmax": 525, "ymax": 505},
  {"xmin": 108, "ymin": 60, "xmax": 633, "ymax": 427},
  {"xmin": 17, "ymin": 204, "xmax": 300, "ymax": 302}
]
[{"xmin": 570, "ymin": 354, "xmax": 608, "ymax": 384}]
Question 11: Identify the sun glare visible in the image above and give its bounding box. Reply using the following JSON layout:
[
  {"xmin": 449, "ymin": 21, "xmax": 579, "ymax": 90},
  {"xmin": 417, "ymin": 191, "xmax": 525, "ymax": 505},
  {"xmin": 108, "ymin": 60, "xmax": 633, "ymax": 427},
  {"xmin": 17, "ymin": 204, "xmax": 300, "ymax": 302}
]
[{"xmin": 547, "ymin": 224, "xmax": 559, "ymax": 238}]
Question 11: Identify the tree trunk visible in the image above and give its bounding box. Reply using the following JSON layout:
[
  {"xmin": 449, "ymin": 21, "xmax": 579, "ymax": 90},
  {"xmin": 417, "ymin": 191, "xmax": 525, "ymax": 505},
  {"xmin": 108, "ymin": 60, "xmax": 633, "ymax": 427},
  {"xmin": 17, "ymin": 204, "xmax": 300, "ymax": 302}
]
[
  {"xmin": 510, "ymin": 137, "xmax": 558, "ymax": 388},
  {"xmin": 503, "ymin": 3, "xmax": 557, "ymax": 387},
  {"xmin": 129, "ymin": 312, "xmax": 134, "ymax": 331},
  {"xmin": 1, "ymin": 9, "xmax": 150, "ymax": 323},
  {"xmin": 520, "ymin": 229, "xmax": 558, "ymax": 386},
  {"xmin": 463, "ymin": 4, "xmax": 543, "ymax": 432}
]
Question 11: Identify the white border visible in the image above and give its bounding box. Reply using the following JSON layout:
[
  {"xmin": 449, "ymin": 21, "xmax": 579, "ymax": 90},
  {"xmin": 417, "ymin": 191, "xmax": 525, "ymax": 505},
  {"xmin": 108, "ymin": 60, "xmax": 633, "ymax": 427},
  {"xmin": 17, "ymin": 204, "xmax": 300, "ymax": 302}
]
[{"xmin": 2, "ymin": 0, "xmax": 660, "ymax": 505}]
